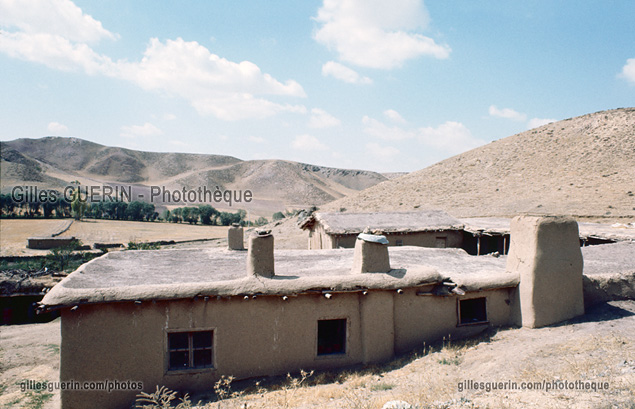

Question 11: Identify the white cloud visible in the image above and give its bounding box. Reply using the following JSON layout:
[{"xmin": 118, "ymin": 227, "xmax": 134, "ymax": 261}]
[
  {"xmin": 363, "ymin": 115, "xmax": 483, "ymax": 156},
  {"xmin": 488, "ymin": 105, "xmax": 527, "ymax": 121},
  {"xmin": 0, "ymin": 31, "xmax": 115, "ymax": 74},
  {"xmin": 118, "ymin": 38, "xmax": 306, "ymax": 120},
  {"xmin": 362, "ymin": 115, "xmax": 415, "ymax": 140},
  {"xmin": 47, "ymin": 121, "xmax": 68, "ymax": 134},
  {"xmin": 489, "ymin": 105, "xmax": 558, "ymax": 130},
  {"xmin": 619, "ymin": 58, "xmax": 635, "ymax": 85},
  {"xmin": 248, "ymin": 135, "xmax": 266, "ymax": 143},
  {"xmin": 0, "ymin": 0, "xmax": 116, "ymax": 43},
  {"xmin": 321, "ymin": 61, "xmax": 372, "ymax": 84},
  {"xmin": 418, "ymin": 121, "xmax": 484, "ymax": 154},
  {"xmin": 292, "ymin": 134, "xmax": 329, "ymax": 151},
  {"xmin": 163, "ymin": 113, "xmax": 177, "ymax": 121},
  {"xmin": 365, "ymin": 142, "xmax": 400, "ymax": 160},
  {"xmin": 169, "ymin": 140, "xmax": 190, "ymax": 148},
  {"xmin": 308, "ymin": 108, "xmax": 341, "ymax": 128},
  {"xmin": 0, "ymin": 1, "xmax": 306, "ymax": 121},
  {"xmin": 383, "ymin": 109, "xmax": 406, "ymax": 124},
  {"xmin": 120, "ymin": 122, "xmax": 162, "ymax": 138},
  {"xmin": 527, "ymin": 117, "xmax": 557, "ymax": 129},
  {"xmin": 314, "ymin": 0, "xmax": 450, "ymax": 69}
]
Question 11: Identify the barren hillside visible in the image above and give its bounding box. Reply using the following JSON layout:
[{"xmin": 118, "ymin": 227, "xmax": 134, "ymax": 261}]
[
  {"xmin": 0, "ymin": 137, "xmax": 387, "ymax": 214},
  {"xmin": 323, "ymin": 108, "xmax": 635, "ymax": 219}
]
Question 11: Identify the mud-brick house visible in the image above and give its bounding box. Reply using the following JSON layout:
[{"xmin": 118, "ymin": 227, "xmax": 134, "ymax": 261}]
[
  {"xmin": 41, "ymin": 215, "xmax": 585, "ymax": 409},
  {"xmin": 299, "ymin": 210, "xmax": 465, "ymax": 249}
]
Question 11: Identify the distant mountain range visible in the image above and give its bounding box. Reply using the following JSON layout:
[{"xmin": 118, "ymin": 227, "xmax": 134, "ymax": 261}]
[
  {"xmin": 3, "ymin": 108, "xmax": 633, "ymax": 220},
  {"xmin": 0, "ymin": 137, "xmax": 388, "ymax": 215},
  {"xmin": 323, "ymin": 108, "xmax": 635, "ymax": 219}
]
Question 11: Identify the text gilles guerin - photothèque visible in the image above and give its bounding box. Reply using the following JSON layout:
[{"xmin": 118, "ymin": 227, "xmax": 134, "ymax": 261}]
[{"xmin": 10, "ymin": 185, "xmax": 253, "ymax": 207}]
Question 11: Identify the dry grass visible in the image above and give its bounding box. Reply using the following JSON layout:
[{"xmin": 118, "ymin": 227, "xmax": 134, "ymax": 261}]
[
  {"xmin": 0, "ymin": 219, "xmax": 229, "ymax": 256},
  {"xmin": 0, "ymin": 219, "xmax": 71, "ymax": 256},
  {"xmin": 185, "ymin": 308, "xmax": 635, "ymax": 409},
  {"xmin": 324, "ymin": 108, "xmax": 635, "ymax": 219},
  {"xmin": 66, "ymin": 219, "xmax": 228, "ymax": 246},
  {"xmin": 1, "ymin": 302, "xmax": 633, "ymax": 409}
]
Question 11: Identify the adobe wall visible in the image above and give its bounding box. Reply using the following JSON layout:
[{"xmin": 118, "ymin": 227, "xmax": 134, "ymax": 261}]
[
  {"xmin": 60, "ymin": 294, "xmax": 365, "ymax": 409},
  {"xmin": 26, "ymin": 236, "xmax": 76, "ymax": 249},
  {"xmin": 308, "ymin": 224, "xmax": 334, "ymax": 249},
  {"xmin": 326, "ymin": 230, "xmax": 463, "ymax": 249},
  {"xmin": 59, "ymin": 285, "xmax": 513, "ymax": 409},
  {"xmin": 393, "ymin": 287, "xmax": 516, "ymax": 354}
]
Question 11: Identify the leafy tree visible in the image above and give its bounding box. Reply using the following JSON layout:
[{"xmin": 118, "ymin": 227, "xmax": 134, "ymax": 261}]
[
  {"xmin": 237, "ymin": 209, "xmax": 247, "ymax": 222},
  {"xmin": 55, "ymin": 196, "xmax": 71, "ymax": 218},
  {"xmin": 0, "ymin": 193, "xmax": 16, "ymax": 216},
  {"xmin": 70, "ymin": 186, "xmax": 87, "ymax": 220},
  {"xmin": 218, "ymin": 211, "xmax": 239, "ymax": 226},
  {"xmin": 181, "ymin": 207, "xmax": 198, "ymax": 224},
  {"xmin": 26, "ymin": 199, "xmax": 41, "ymax": 217},
  {"xmin": 198, "ymin": 205, "xmax": 218, "ymax": 225},
  {"xmin": 42, "ymin": 199, "xmax": 56, "ymax": 218},
  {"xmin": 161, "ymin": 209, "xmax": 170, "ymax": 221},
  {"xmin": 254, "ymin": 216, "xmax": 268, "ymax": 226},
  {"xmin": 141, "ymin": 202, "xmax": 156, "ymax": 221},
  {"xmin": 125, "ymin": 200, "xmax": 145, "ymax": 221},
  {"xmin": 171, "ymin": 207, "xmax": 182, "ymax": 223}
]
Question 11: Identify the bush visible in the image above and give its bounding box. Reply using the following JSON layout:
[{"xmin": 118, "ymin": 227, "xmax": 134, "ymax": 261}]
[{"xmin": 127, "ymin": 241, "xmax": 160, "ymax": 250}]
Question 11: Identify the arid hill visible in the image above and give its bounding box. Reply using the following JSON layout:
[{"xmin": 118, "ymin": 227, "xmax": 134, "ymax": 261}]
[
  {"xmin": 0, "ymin": 137, "xmax": 387, "ymax": 214},
  {"xmin": 323, "ymin": 108, "xmax": 635, "ymax": 219}
]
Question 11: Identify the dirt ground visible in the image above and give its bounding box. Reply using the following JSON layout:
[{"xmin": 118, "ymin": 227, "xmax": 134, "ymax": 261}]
[
  {"xmin": 1, "ymin": 301, "xmax": 633, "ymax": 409},
  {"xmin": 0, "ymin": 219, "xmax": 230, "ymax": 256},
  {"xmin": 0, "ymin": 219, "xmax": 72, "ymax": 256}
]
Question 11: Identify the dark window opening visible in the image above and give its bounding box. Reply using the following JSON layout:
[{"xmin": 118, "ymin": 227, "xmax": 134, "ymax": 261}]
[
  {"xmin": 168, "ymin": 330, "xmax": 213, "ymax": 370},
  {"xmin": 396, "ymin": 239, "xmax": 403, "ymax": 246},
  {"xmin": 317, "ymin": 319, "xmax": 346, "ymax": 355},
  {"xmin": 435, "ymin": 237, "xmax": 447, "ymax": 248},
  {"xmin": 458, "ymin": 298, "xmax": 487, "ymax": 325},
  {"xmin": 580, "ymin": 237, "xmax": 616, "ymax": 247}
]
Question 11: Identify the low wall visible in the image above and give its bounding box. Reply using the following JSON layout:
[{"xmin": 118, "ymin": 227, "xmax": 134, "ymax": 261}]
[
  {"xmin": 583, "ymin": 272, "xmax": 635, "ymax": 308},
  {"xmin": 26, "ymin": 236, "xmax": 77, "ymax": 250},
  {"xmin": 325, "ymin": 230, "xmax": 463, "ymax": 249}
]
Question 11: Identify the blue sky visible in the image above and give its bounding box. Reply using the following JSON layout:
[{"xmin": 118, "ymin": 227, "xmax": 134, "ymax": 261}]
[{"xmin": 1, "ymin": 0, "xmax": 633, "ymax": 172}]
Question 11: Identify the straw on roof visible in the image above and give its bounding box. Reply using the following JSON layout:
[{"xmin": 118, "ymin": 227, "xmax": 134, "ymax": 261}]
[
  {"xmin": 40, "ymin": 246, "xmax": 516, "ymax": 308},
  {"xmin": 300, "ymin": 211, "xmax": 464, "ymax": 234}
]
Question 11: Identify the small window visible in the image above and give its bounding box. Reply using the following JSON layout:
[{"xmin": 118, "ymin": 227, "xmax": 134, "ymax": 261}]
[
  {"xmin": 458, "ymin": 297, "xmax": 488, "ymax": 325},
  {"xmin": 435, "ymin": 237, "xmax": 447, "ymax": 248},
  {"xmin": 168, "ymin": 330, "xmax": 214, "ymax": 371},
  {"xmin": 396, "ymin": 239, "xmax": 403, "ymax": 246},
  {"xmin": 317, "ymin": 319, "xmax": 346, "ymax": 355}
]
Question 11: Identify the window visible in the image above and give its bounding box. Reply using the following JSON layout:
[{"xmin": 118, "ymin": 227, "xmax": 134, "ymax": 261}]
[
  {"xmin": 458, "ymin": 297, "xmax": 488, "ymax": 325},
  {"xmin": 435, "ymin": 237, "xmax": 447, "ymax": 248},
  {"xmin": 168, "ymin": 330, "xmax": 214, "ymax": 371},
  {"xmin": 396, "ymin": 239, "xmax": 403, "ymax": 246},
  {"xmin": 317, "ymin": 319, "xmax": 346, "ymax": 355}
]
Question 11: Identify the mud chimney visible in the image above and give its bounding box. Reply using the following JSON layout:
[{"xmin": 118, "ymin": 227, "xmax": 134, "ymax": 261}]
[
  {"xmin": 507, "ymin": 215, "xmax": 584, "ymax": 328},
  {"xmin": 247, "ymin": 230, "xmax": 275, "ymax": 278},
  {"xmin": 227, "ymin": 223, "xmax": 245, "ymax": 250},
  {"xmin": 351, "ymin": 227, "xmax": 391, "ymax": 274}
]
